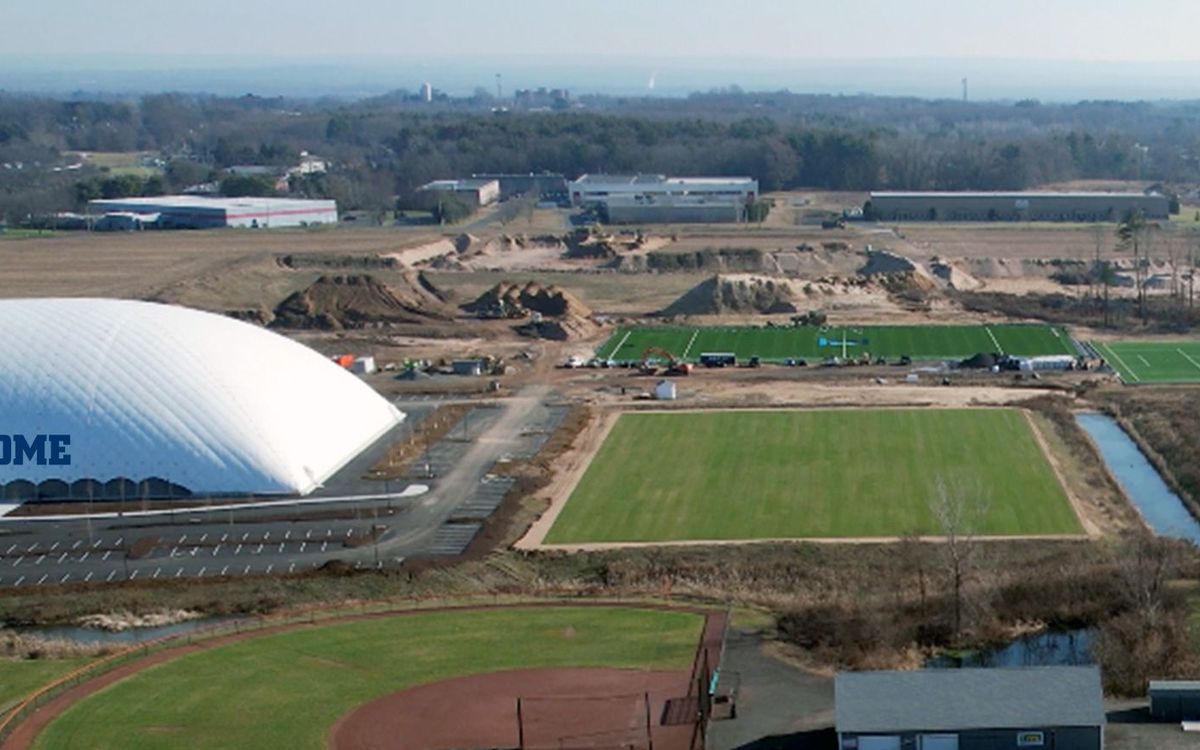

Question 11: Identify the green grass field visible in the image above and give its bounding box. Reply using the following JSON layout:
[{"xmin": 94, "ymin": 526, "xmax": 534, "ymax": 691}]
[
  {"xmin": 545, "ymin": 409, "xmax": 1081, "ymax": 543},
  {"xmin": 0, "ymin": 657, "xmax": 92, "ymax": 717},
  {"xmin": 595, "ymin": 324, "xmax": 1076, "ymax": 363},
  {"xmin": 35, "ymin": 607, "xmax": 701, "ymax": 750},
  {"xmin": 1093, "ymin": 340, "xmax": 1200, "ymax": 384}
]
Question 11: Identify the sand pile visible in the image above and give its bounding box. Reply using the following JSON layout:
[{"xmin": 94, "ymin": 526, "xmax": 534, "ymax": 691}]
[
  {"xmin": 466, "ymin": 281, "xmax": 597, "ymax": 340},
  {"xmin": 271, "ymin": 273, "xmax": 456, "ymax": 330},
  {"xmin": 930, "ymin": 259, "xmax": 983, "ymax": 290},
  {"xmin": 660, "ymin": 274, "xmax": 798, "ymax": 316}
]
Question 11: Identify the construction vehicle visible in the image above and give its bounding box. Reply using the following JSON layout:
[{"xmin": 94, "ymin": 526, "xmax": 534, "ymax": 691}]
[{"xmin": 639, "ymin": 347, "xmax": 692, "ymax": 376}]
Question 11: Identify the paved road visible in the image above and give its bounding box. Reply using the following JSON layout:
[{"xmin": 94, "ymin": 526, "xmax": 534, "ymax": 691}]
[{"xmin": 0, "ymin": 387, "xmax": 566, "ymax": 589}]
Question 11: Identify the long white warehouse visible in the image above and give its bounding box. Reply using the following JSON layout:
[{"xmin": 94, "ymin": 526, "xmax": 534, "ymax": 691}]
[
  {"xmin": 87, "ymin": 196, "xmax": 338, "ymax": 229},
  {"xmin": 0, "ymin": 298, "xmax": 402, "ymax": 500},
  {"xmin": 567, "ymin": 174, "xmax": 758, "ymax": 223}
]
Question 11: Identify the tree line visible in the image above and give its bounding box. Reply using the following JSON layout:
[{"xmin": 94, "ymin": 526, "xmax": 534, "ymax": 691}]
[{"xmin": 4, "ymin": 89, "xmax": 1200, "ymax": 222}]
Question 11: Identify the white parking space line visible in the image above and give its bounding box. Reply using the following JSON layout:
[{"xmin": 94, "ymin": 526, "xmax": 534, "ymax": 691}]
[
  {"xmin": 220, "ymin": 533, "xmax": 228, "ymax": 542},
  {"xmin": 199, "ymin": 533, "xmax": 208, "ymax": 543},
  {"xmin": 152, "ymin": 568, "xmax": 161, "ymax": 579},
  {"xmin": 235, "ymin": 544, "xmax": 243, "ymax": 555},
  {"xmin": 106, "ymin": 570, "xmax": 116, "ymax": 582},
  {"xmin": 36, "ymin": 574, "xmax": 48, "ymax": 585},
  {"xmin": 264, "ymin": 532, "xmax": 270, "ymax": 541},
  {"xmin": 178, "ymin": 535, "xmax": 187, "ymax": 544},
  {"xmin": 84, "ymin": 571, "xmax": 93, "ymax": 582},
  {"xmin": 71, "ymin": 540, "xmax": 82, "ymax": 549},
  {"xmin": 321, "ymin": 541, "xmax": 328, "ymax": 552},
  {"xmin": 57, "ymin": 552, "xmax": 67, "ymax": 563},
  {"xmin": 284, "ymin": 531, "xmax": 291, "ymax": 540},
  {"xmin": 14, "ymin": 576, "xmax": 24, "ymax": 587},
  {"xmin": 278, "ymin": 543, "xmax": 285, "ymax": 553},
  {"xmin": 220, "ymin": 565, "xmax": 229, "ymax": 576},
  {"xmin": 198, "ymin": 566, "xmax": 206, "ymax": 576},
  {"xmin": 255, "ymin": 544, "xmax": 263, "ymax": 554},
  {"xmin": 299, "ymin": 542, "xmax": 306, "ymax": 553},
  {"xmin": 129, "ymin": 570, "xmax": 138, "ymax": 580},
  {"xmin": 80, "ymin": 551, "xmax": 89, "ymax": 561},
  {"xmin": 115, "ymin": 537, "xmax": 123, "ymax": 546},
  {"xmin": 241, "ymin": 533, "xmax": 249, "ymax": 541},
  {"xmin": 288, "ymin": 563, "xmax": 295, "ymax": 573},
  {"xmin": 12, "ymin": 556, "xmax": 23, "ymax": 567},
  {"xmin": 305, "ymin": 530, "xmax": 312, "ymax": 539},
  {"xmin": 170, "ymin": 546, "xmax": 179, "ymax": 557},
  {"xmin": 102, "ymin": 550, "xmax": 112, "ymax": 561},
  {"xmin": 212, "ymin": 545, "xmax": 220, "ymax": 556},
  {"xmin": 4, "ymin": 544, "xmax": 14, "ymax": 554},
  {"xmin": 92, "ymin": 539, "xmax": 102, "ymax": 548},
  {"xmin": 175, "ymin": 568, "xmax": 184, "ymax": 578},
  {"xmin": 190, "ymin": 547, "xmax": 199, "ymax": 557},
  {"xmin": 35, "ymin": 555, "xmax": 45, "ymax": 565},
  {"xmin": 265, "ymin": 564, "xmax": 273, "ymax": 574},
  {"xmin": 243, "ymin": 564, "xmax": 251, "ymax": 575},
  {"xmin": 60, "ymin": 573, "xmax": 70, "ymax": 583},
  {"xmin": 49, "ymin": 542, "xmax": 59, "ymax": 552}
]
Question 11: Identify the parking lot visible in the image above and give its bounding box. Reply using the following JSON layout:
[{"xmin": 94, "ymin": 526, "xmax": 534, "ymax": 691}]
[{"xmin": 0, "ymin": 387, "xmax": 567, "ymax": 589}]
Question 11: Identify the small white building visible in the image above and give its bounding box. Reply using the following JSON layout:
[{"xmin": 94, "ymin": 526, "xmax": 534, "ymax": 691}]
[
  {"xmin": 350, "ymin": 356, "xmax": 377, "ymax": 375},
  {"xmin": 417, "ymin": 179, "xmax": 500, "ymax": 207},
  {"xmin": 655, "ymin": 380, "xmax": 677, "ymax": 401}
]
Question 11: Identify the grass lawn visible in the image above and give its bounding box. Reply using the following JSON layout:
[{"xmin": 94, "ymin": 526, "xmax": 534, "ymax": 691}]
[
  {"xmin": 545, "ymin": 409, "xmax": 1081, "ymax": 543},
  {"xmin": 1093, "ymin": 340, "xmax": 1200, "ymax": 384},
  {"xmin": 0, "ymin": 657, "xmax": 93, "ymax": 716},
  {"xmin": 35, "ymin": 607, "xmax": 701, "ymax": 750},
  {"xmin": 595, "ymin": 324, "xmax": 1075, "ymax": 363}
]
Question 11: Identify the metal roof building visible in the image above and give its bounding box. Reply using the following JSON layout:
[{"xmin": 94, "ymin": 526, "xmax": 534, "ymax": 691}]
[
  {"xmin": 568, "ymin": 174, "xmax": 758, "ymax": 223},
  {"xmin": 87, "ymin": 196, "xmax": 338, "ymax": 229},
  {"xmin": 0, "ymin": 299, "xmax": 402, "ymax": 501},
  {"xmin": 868, "ymin": 191, "xmax": 1169, "ymax": 222},
  {"xmin": 835, "ymin": 666, "xmax": 1104, "ymax": 750}
]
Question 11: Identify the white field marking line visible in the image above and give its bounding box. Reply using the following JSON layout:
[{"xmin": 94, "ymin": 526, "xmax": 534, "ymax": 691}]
[
  {"xmin": 1177, "ymin": 347, "xmax": 1200, "ymax": 373},
  {"xmin": 1138, "ymin": 355, "xmax": 1151, "ymax": 367},
  {"xmin": 680, "ymin": 329, "xmax": 700, "ymax": 360},
  {"xmin": 984, "ymin": 326, "xmax": 1003, "ymax": 354},
  {"xmin": 1100, "ymin": 342, "xmax": 1139, "ymax": 383},
  {"xmin": 609, "ymin": 329, "xmax": 632, "ymax": 360}
]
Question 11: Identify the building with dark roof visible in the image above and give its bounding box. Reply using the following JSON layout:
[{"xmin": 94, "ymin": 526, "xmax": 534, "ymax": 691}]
[
  {"xmin": 835, "ymin": 666, "xmax": 1104, "ymax": 750},
  {"xmin": 868, "ymin": 191, "xmax": 1168, "ymax": 222}
]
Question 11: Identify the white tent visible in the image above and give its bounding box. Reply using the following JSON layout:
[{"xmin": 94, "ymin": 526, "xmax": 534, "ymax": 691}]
[{"xmin": 0, "ymin": 298, "xmax": 402, "ymax": 496}]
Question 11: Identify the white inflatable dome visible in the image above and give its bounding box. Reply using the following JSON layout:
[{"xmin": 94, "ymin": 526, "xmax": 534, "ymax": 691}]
[{"xmin": 0, "ymin": 298, "xmax": 402, "ymax": 498}]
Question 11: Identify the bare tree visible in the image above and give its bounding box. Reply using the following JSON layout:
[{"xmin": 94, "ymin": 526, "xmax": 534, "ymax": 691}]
[{"xmin": 928, "ymin": 476, "xmax": 991, "ymax": 638}]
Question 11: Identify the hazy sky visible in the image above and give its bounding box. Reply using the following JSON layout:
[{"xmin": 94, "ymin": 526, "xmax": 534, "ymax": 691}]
[{"xmin": 7, "ymin": 0, "xmax": 1200, "ymax": 62}]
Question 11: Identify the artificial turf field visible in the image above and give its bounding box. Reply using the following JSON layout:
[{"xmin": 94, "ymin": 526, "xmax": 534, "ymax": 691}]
[
  {"xmin": 544, "ymin": 409, "xmax": 1081, "ymax": 544},
  {"xmin": 595, "ymin": 324, "xmax": 1076, "ymax": 363},
  {"xmin": 1092, "ymin": 340, "xmax": 1200, "ymax": 384},
  {"xmin": 34, "ymin": 607, "xmax": 701, "ymax": 750}
]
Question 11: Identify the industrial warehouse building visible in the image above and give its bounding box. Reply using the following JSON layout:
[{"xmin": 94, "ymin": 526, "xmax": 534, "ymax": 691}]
[
  {"xmin": 417, "ymin": 178, "xmax": 501, "ymax": 207},
  {"xmin": 568, "ymin": 174, "xmax": 758, "ymax": 223},
  {"xmin": 87, "ymin": 196, "xmax": 339, "ymax": 229},
  {"xmin": 868, "ymin": 191, "xmax": 1169, "ymax": 222},
  {"xmin": 835, "ymin": 666, "xmax": 1104, "ymax": 750},
  {"xmin": 0, "ymin": 299, "xmax": 403, "ymax": 501}
]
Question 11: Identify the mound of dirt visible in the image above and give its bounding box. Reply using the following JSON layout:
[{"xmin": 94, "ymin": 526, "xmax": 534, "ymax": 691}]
[
  {"xmin": 660, "ymin": 274, "xmax": 798, "ymax": 316},
  {"xmin": 930, "ymin": 260, "xmax": 983, "ymax": 290},
  {"xmin": 271, "ymin": 273, "xmax": 456, "ymax": 330},
  {"xmin": 465, "ymin": 281, "xmax": 592, "ymax": 319},
  {"xmin": 858, "ymin": 248, "xmax": 917, "ymax": 276}
]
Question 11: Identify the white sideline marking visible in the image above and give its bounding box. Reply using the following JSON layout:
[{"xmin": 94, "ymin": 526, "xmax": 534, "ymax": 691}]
[
  {"xmin": 1178, "ymin": 347, "xmax": 1200, "ymax": 373},
  {"xmin": 680, "ymin": 329, "xmax": 700, "ymax": 360},
  {"xmin": 984, "ymin": 326, "xmax": 1003, "ymax": 354},
  {"xmin": 609, "ymin": 329, "xmax": 632, "ymax": 360},
  {"xmin": 1138, "ymin": 354, "xmax": 1151, "ymax": 367},
  {"xmin": 1099, "ymin": 342, "xmax": 1139, "ymax": 382}
]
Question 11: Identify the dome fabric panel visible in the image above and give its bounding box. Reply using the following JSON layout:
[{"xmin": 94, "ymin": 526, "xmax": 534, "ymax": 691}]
[{"xmin": 0, "ymin": 298, "xmax": 402, "ymax": 496}]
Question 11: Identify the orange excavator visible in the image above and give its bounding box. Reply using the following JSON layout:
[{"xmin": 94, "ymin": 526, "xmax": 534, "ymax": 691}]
[{"xmin": 639, "ymin": 347, "xmax": 693, "ymax": 376}]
